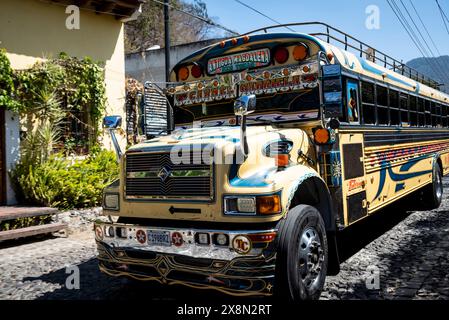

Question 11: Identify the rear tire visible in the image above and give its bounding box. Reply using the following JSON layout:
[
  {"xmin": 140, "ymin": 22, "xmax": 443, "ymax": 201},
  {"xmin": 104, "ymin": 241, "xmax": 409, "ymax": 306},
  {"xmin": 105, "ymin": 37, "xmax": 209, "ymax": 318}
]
[
  {"xmin": 274, "ymin": 205, "xmax": 328, "ymax": 301},
  {"xmin": 421, "ymin": 162, "xmax": 443, "ymax": 210}
]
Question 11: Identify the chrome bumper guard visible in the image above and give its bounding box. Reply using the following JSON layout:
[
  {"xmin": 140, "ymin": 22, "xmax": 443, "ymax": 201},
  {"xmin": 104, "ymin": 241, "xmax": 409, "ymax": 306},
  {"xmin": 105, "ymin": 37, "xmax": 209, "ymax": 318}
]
[{"xmin": 94, "ymin": 222, "xmax": 278, "ymax": 296}]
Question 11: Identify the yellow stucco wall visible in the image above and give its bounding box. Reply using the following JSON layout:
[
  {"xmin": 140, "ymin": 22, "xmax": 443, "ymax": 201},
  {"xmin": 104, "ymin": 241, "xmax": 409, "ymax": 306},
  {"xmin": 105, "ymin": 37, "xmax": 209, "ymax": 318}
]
[{"xmin": 0, "ymin": 0, "xmax": 127, "ymax": 150}]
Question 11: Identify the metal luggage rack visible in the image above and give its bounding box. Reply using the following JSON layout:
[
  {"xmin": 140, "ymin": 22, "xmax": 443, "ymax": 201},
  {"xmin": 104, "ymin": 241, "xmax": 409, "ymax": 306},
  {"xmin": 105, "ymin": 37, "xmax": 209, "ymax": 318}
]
[{"xmin": 241, "ymin": 22, "xmax": 442, "ymax": 90}]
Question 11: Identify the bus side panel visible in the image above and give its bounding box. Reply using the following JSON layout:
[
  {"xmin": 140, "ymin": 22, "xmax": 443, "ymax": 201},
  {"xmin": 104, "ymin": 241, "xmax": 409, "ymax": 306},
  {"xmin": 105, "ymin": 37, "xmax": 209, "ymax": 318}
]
[
  {"xmin": 441, "ymin": 152, "xmax": 449, "ymax": 176},
  {"xmin": 365, "ymin": 152, "xmax": 434, "ymax": 213}
]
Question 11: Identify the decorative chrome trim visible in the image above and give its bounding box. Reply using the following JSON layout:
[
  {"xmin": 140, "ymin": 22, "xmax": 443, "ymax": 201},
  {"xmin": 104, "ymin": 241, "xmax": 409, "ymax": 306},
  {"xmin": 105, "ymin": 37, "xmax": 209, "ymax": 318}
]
[{"xmin": 95, "ymin": 221, "xmax": 277, "ymax": 261}]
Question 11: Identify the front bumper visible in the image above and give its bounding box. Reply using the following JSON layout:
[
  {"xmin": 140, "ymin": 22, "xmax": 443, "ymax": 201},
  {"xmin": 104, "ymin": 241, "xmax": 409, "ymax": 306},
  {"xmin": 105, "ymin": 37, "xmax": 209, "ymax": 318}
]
[{"xmin": 94, "ymin": 222, "xmax": 278, "ymax": 296}]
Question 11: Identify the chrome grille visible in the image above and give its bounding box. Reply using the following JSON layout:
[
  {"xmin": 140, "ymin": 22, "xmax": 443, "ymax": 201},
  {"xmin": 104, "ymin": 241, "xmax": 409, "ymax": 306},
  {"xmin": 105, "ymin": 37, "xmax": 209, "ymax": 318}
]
[{"xmin": 125, "ymin": 149, "xmax": 214, "ymax": 201}]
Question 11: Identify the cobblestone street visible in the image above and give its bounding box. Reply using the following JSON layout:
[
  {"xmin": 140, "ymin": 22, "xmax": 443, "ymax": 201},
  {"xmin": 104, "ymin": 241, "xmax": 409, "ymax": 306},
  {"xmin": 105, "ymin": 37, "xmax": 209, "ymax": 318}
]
[{"xmin": 1, "ymin": 180, "xmax": 448, "ymax": 301}]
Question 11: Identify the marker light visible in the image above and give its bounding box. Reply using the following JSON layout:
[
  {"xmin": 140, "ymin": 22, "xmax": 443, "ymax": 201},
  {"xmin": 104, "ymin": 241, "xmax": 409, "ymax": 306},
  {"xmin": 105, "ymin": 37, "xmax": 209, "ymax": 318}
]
[
  {"xmin": 274, "ymin": 47, "xmax": 289, "ymax": 64},
  {"xmin": 178, "ymin": 66, "xmax": 190, "ymax": 81},
  {"xmin": 248, "ymin": 232, "xmax": 277, "ymax": 243},
  {"xmin": 257, "ymin": 195, "xmax": 282, "ymax": 215},
  {"xmin": 293, "ymin": 44, "xmax": 308, "ymax": 61},
  {"xmin": 314, "ymin": 128, "xmax": 331, "ymax": 145},
  {"xmin": 327, "ymin": 52, "xmax": 334, "ymax": 61},
  {"xmin": 191, "ymin": 64, "xmax": 202, "ymax": 78}
]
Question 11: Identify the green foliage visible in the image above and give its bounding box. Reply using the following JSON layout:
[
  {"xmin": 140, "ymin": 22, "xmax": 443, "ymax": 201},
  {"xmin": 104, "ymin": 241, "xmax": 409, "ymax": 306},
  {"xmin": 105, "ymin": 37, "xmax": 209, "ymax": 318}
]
[
  {"xmin": 11, "ymin": 149, "xmax": 119, "ymax": 210},
  {"xmin": 3, "ymin": 50, "xmax": 115, "ymax": 211},
  {"xmin": 0, "ymin": 49, "xmax": 20, "ymax": 111},
  {"xmin": 1, "ymin": 49, "xmax": 106, "ymax": 149}
]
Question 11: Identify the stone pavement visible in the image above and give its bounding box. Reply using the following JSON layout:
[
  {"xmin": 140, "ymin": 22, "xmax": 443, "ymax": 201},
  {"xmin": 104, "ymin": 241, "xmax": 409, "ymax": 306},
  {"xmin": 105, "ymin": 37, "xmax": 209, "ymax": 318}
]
[{"xmin": 0, "ymin": 181, "xmax": 448, "ymax": 300}]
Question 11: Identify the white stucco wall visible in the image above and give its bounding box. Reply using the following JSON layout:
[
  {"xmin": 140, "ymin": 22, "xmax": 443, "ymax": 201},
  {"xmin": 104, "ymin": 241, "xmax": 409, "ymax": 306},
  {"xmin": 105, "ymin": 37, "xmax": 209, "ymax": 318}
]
[{"xmin": 4, "ymin": 110, "xmax": 20, "ymax": 205}]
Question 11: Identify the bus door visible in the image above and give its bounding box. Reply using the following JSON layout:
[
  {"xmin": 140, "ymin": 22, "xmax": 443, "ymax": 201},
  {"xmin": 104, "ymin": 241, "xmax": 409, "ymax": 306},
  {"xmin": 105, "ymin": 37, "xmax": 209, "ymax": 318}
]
[{"xmin": 340, "ymin": 80, "xmax": 368, "ymax": 226}]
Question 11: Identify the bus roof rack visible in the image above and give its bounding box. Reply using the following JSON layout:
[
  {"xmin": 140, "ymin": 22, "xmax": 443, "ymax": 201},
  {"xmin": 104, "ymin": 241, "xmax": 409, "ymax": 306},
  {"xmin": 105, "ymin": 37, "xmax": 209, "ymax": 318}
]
[{"xmin": 241, "ymin": 22, "xmax": 442, "ymax": 90}]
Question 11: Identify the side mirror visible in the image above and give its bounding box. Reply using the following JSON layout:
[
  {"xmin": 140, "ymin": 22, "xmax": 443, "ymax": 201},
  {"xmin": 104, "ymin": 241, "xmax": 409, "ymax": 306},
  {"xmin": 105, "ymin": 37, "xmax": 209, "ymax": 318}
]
[
  {"xmin": 103, "ymin": 116, "xmax": 123, "ymax": 162},
  {"xmin": 234, "ymin": 95, "xmax": 257, "ymax": 159},
  {"xmin": 103, "ymin": 116, "xmax": 122, "ymax": 129},
  {"xmin": 234, "ymin": 95, "xmax": 257, "ymax": 116}
]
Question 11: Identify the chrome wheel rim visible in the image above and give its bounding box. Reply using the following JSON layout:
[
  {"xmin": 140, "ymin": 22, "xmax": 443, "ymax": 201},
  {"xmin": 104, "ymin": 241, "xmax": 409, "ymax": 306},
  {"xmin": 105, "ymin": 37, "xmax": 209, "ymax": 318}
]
[{"xmin": 298, "ymin": 227, "xmax": 325, "ymax": 292}]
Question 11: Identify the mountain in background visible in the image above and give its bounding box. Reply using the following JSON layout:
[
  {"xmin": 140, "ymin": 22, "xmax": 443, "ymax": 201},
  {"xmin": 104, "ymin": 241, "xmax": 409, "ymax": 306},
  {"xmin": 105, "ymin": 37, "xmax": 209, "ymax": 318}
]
[{"xmin": 407, "ymin": 56, "xmax": 449, "ymax": 93}]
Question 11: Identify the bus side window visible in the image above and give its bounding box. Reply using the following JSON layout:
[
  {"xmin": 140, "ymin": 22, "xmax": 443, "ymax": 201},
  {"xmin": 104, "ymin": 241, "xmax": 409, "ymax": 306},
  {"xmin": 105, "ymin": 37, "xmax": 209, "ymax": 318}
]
[
  {"xmin": 389, "ymin": 90, "xmax": 400, "ymax": 126},
  {"xmin": 441, "ymin": 104, "xmax": 448, "ymax": 128},
  {"xmin": 362, "ymin": 81, "xmax": 376, "ymax": 125},
  {"xmin": 377, "ymin": 85, "xmax": 389, "ymax": 125},
  {"xmin": 425, "ymin": 100, "xmax": 431, "ymax": 126},
  {"xmin": 418, "ymin": 98, "xmax": 425, "ymax": 127},
  {"xmin": 399, "ymin": 93, "xmax": 409, "ymax": 126},
  {"xmin": 346, "ymin": 80, "xmax": 360, "ymax": 123},
  {"xmin": 410, "ymin": 96, "xmax": 418, "ymax": 127}
]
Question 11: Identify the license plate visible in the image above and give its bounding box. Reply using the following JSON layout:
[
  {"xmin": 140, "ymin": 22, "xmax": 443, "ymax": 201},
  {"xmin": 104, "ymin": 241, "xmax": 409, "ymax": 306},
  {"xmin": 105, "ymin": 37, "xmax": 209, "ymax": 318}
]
[{"xmin": 148, "ymin": 230, "xmax": 171, "ymax": 246}]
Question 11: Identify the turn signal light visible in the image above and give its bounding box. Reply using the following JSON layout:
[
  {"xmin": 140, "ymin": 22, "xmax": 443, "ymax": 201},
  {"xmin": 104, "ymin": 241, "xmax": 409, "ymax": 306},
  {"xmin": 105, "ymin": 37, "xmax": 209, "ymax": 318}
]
[
  {"xmin": 257, "ymin": 195, "xmax": 281, "ymax": 215},
  {"xmin": 178, "ymin": 66, "xmax": 190, "ymax": 81},
  {"xmin": 293, "ymin": 44, "xmax": 308, "ymax": 61},
  {"xmin": 314, "ymin": 128, "xmax": 331, "ymax": 145},
  {"xmin": 275, "ymin": 154, "xmax": 290, "ymax": 167},
  {"xmin": 274, "ymin": 47, "xmax": 289, "ymax": 64}
]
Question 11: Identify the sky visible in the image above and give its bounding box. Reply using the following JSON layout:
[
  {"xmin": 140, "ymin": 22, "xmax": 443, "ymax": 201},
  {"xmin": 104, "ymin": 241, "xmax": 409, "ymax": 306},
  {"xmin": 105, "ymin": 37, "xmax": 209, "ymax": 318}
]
[{"xmin": 184, "ymin": 0, "xmax": 449, "ymax": 63}]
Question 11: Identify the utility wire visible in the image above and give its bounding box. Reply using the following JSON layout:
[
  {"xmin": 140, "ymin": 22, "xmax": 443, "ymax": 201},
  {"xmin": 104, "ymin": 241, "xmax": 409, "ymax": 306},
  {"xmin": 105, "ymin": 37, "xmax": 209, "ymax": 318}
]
[
  {"xmin": 436, "ymin": 0, "xmax": 449, "ymax": 35},
  {"xmin": 399, "ymin": 0, "xmax": 449, "ymax": 82},
  {"xmin": 387, "ymin": 0, "xmax": 445, "ymax": 85},
  {"xmin": 409, "ymin": 0, "xmax": 449, "ymax": 81},
  {"xmin": 233, "ymin": 0, "xmax": 296, "ymax": 32},
  {"xmin": 410, "ymin": 0, "xmax": 443, "ymax": 56},
  {"xmin": 151, "ymin": 0, "xmax": 239, "ymax": 36}
]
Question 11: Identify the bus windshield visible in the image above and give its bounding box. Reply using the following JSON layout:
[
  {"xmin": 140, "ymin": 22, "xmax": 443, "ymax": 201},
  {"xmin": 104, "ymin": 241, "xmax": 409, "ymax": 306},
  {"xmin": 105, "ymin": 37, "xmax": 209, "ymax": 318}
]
[{"xmin": 174, "ymin": 87, "xmax": 320, "ymax": 127}]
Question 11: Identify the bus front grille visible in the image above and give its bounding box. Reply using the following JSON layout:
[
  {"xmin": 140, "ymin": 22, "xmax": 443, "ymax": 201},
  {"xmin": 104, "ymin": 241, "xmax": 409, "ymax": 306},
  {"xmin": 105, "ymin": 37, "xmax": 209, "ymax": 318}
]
[{"xmin": 125, "ymin": 149, "xmax": 214, "ymax": 201}]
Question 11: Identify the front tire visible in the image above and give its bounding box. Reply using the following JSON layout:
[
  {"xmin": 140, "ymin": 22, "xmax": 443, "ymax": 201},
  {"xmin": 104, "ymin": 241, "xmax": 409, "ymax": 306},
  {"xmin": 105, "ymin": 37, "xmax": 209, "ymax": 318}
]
[{"xmin": 274, "ymin": 205, "xmax": 328, "ymax": 301}]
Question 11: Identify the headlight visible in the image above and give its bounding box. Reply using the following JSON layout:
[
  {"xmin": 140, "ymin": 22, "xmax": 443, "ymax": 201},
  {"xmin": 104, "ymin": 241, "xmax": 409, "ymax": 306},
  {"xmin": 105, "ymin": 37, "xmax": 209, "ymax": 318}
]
[
  {"xmin": 224, "ymin": 194, "xmax": 281, "ymax": 216},
  {"xmin": 104, "ymin": 194, "xmax": 119, "ymax": 211},
  {"xmin": 224, "ymin": 197, "xmax": 256, "ymax": 215}
]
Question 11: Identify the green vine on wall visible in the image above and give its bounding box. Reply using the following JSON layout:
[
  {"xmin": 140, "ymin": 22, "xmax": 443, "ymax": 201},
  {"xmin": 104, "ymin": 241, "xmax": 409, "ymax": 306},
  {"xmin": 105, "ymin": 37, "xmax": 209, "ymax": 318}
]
[
  {"xmin": 0, "ymin": 49, "xmax": 107, "ymax": 151},
  {"xmin": 0, "ymin": 49, "xmax": 20, "ymax": 111}
]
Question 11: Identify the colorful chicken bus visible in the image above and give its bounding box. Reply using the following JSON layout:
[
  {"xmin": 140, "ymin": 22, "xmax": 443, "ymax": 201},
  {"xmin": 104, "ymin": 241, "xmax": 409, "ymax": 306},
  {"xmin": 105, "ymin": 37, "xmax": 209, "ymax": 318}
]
[{"xmin": 95, "ymin": 23, "xmax": 449, "ymax": 301}]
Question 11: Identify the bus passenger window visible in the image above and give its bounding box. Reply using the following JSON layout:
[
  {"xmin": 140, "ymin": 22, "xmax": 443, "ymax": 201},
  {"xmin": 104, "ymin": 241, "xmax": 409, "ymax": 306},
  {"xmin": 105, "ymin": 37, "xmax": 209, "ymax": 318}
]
[
  {"xmin": 400, "ymin": 94, "xmax": 409, "ymax": 125},
  {"xmin": 346, "ymin": 80, "xmax": 359, "ymax": 123},
  {"xmin": 409, "ymin": 96, "xmax": 418, "ymax": 127},
  {"xmin": 425, "ymin": 100, "xmax": 431, "ymax": 126},
  {"xmin": 418, "ymin": 98, "xmax": 425, "ymax": 127},
  {"xmin": 443, "ymin": 105, "xmax": 448, "ymax": 127},
  {"xmin": 431, "ymin": 102, "xmax": 438, "ymax": 127},
  {"xmin": 362, "ymin": 82, "xmax": 376, "ymax": 125},
  {"xmin": 377, "ymin": 85, "xmax": 389, "ymax": 125},
  {"xmin": 389, "ymin": 90, "xmax": 400, "ymax": 126}
]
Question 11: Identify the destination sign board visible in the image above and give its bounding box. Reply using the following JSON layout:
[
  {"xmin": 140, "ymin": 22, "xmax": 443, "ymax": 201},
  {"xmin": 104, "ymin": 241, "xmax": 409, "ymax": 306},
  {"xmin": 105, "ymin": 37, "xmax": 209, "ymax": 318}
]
[{"xmin": 207, "ymin": 48, "xmax": 271, "ymax": 75}]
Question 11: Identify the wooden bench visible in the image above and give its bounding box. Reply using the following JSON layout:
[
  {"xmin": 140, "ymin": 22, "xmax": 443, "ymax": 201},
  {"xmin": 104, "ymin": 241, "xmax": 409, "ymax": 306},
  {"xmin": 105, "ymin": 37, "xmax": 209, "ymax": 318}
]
[{"xmin": 0, "ymin": 206, "xmax": 67, "ymax": 241}]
